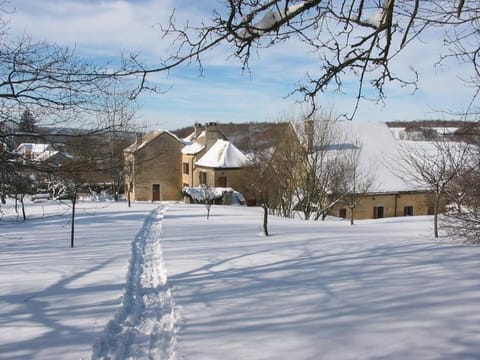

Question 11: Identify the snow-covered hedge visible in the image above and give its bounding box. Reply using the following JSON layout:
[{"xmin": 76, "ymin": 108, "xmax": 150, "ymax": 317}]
[{"xmin": 182, "ymin": 186, "xmax": 245, "ymax": 205}]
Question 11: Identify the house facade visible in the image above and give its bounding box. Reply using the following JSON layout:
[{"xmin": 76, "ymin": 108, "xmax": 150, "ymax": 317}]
[
  {"xmin": 125, "ymin": 120, "xmax": 438, "ymax": 219},
  {"xmin": 333, "ymin": 191, "xmax": 434, "ymax": 220},
  {"xmin": 181, "ymin": 122, "xmax": 228, "ymax": 188},
  {"xmin": 125, "ymin": 122, "xmax": 248, "ymax": 202},
  {"xmin": 285, "ymin": 120, "xmax": 437, "ymax": 220},
  {"xmin": 124, "ymin": 130, "xmax": 185, "ymax": 201}
]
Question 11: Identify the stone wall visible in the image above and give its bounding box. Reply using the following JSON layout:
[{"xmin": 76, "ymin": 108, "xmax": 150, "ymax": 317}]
[
  {"xmin": 332, "ymin": 192, "xmax": 435, "ymax": 220},
  {"xmin": 192, "ymin": 167, "xmax": 246, "ymax": 191},
  {"xmin": 131, "ymin": 133, "xmax": 183, "ymax": 201}
]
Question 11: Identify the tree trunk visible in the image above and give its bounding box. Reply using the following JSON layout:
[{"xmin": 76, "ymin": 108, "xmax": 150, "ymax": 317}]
[
  {"xmin": 71, "ymin": 194, "xmax": 77, "ymax": 248},
  {"xmin": 21, "ymin": 195, "xmax": 26, "ymax": 221},
  {"xmin": 127, "ymin": 190, "xmax": 131, "ymax": 207},
  {"xmin": 112, "ymin": 183, "xmax": 119, "ymax": 201},
  {"xmin": 350, "ymin": 193, "xmax": 356, "ymax": 225},
  {"xmin": 206, "ymin": 203, "xmax": 211, "ymax": 219},
  {"xmin": 433, "ymin": 192, "xmax": 440, "ymax": 238},
  {"xmin": 263, "ymin": 204, "xmax": 269, "ymax": 236}
]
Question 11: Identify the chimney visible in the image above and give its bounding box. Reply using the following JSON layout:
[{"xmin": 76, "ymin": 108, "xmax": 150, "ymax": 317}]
[
  {"xmin": 194, "ymin": 122, "xmax": 202, "ymax": 138},
  {"xmin": 304, "ymin": 119, "xmax": 314, "ymax": 154},
  {"xmin": 205, "ymin": 122, "xmax": 219, "ymax": 149},
  {"xmin": 135, "ymin": 132, "xmax": 143, "ymax": 147}
]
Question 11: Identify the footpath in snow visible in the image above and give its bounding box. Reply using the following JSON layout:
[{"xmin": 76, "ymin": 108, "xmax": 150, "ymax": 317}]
[
  {"xmin": 92, "ymin": 205, "xmax": 179, "ymax": 360},
  {"xmin": 2, "ymin": 201, "xmax": 480, "ymax": 359}
]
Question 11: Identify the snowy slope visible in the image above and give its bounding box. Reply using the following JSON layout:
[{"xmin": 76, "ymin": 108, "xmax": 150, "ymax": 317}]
[
  {"xmin": 1, "ymin": 201, "xmax": 480, "ymax": 359},
  {"xmin": 160, "ymin": 204, "xmax": 480, "ymax": 359},
  {"xmin": 0, "ymin": 201, "xmax": 158, "ymax": 359},
  {"xmin": 92, "ymin": 205, "xmax": 179, "ymax": 359}
]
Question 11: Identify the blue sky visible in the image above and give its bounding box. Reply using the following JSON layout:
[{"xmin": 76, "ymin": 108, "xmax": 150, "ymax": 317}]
[{"xmin": 7, "ymin": 0, "xmax": 477, "ymax": 131}]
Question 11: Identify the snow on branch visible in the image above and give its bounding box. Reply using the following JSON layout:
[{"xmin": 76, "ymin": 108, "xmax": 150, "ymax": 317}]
[{"xmin": 238, "ymin": 1, "xmax": 316, "ymax": 39}]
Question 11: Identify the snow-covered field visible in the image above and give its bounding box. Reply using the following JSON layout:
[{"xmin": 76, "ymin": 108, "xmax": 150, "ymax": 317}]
[{"xmin": 1, "ymin": 201, "xmax": 480, "ymax": 359}]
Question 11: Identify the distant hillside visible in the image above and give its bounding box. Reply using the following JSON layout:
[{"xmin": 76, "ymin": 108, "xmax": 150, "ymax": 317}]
[
  {"xmin": 386, "ymin": 120, "xmax": 475, "ymax": 128},
  {"xmin": 172, "ymin": 122, "xmax": 288, "ymax": 152}
]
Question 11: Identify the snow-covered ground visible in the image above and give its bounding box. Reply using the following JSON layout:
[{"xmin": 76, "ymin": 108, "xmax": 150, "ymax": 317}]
[
  {"xmin": 1, "ymin": 201, "xmax": 480, "ymax": 359},
  {"xmin": 0, "ymin": 200, "xmax": 159, "ymax": 359}
]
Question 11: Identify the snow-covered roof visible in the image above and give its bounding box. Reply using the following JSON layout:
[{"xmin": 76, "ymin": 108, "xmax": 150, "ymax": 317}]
[
  {"xmin": 295, "ymin": 121, "xmax": 427, "ymax": 193},
  {"xmin": 183, "ymin": 131, "xmax": 196, "ymax": 142},
  {"xmin": 33, "ymin": 150, "xmax": 71, "ymax": 162},
  {"xmin": 397, "ymin": 140, "xmax": 475, "ymax": 171},
  {"xmin": 125, "ymin": 129, "xmax": 185, "ymax": 153},
  {"xmin": 16, "ymin": 143, "xmax": 50, "ymax": 154},
  {"xmin": 389, "ymin": 127, "xmax": 405, "ymax": 139},
  {"xmin": 431, "ymin": 127, "xmax": 459, "ymax": 135},
  {"xmin": 181, "ymin": 141, "xmax": 205, "ymax": 155},
  {"xmin": 183, "ymin": 130, "xmax": 204, "ymax": 142},
  {"xmin": 35, "ymin": 150, "xmax": 59, "ymax": 162},
  {"xmin": 195, "ymin": 139, "xmax": 248, "ymax": 168},
  {"xmin": 195, "ymin": 130, "xmax": 206, "ymax": 141}
]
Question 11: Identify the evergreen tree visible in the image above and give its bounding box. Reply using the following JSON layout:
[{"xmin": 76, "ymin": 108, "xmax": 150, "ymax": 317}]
[{"xmin": 18, "ymin": 110, "xmax": 36, "ymax": 133}]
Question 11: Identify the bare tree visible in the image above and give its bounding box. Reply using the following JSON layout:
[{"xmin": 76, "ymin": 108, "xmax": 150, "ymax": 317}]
[
  {"xmin": 398, "ymin": 140, "xmax": 474, "ymax": 238},
  {"xmin": 291, "ymin": 119, "xmax": 337, "ymax": 220},
  {"xmin": 200, "ymin": 184, "xmax": 217, "ymax": 220},
  {"xmin": 0, "ymin": 20, "xmax": 136, "ymax": 199},
  {"xmin": 339, "ymin": 142, "xmax": 373, "ymax": 225},
  {"xmin": 443, "ymin": 139, "xmax": 480, "ymax": 243},
  {"xmin": 10, "ymin": 169, "xmax": 33, "ymax": 221},
  {"xmin": 288, "ymin": 116, "xmax": 367, "ymax": 221},
  {"xmin": 96, "ymin": 92, "xmax": 138, "ymax": 201},
  {"xmin": 133, "ymin": 1, "xmax": 480, "ymax": 118},
  {"xmin": 4, "ymin": 2, "xmax": 479, "ymax": 122},
  {"xmin": 243, "ymin": 148, "xmax": 281, "ymax": 236},
  {"xmin": 266, "ymin": 122, "xmax": 303, "ymax": 218},
  {"xmin": 51, "ymin": 135, "xmax": 101, "ymax": 248}
]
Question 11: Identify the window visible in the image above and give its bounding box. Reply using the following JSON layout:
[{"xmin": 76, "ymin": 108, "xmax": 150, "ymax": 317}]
[
  {"xmin": 199, "ymin": 171, "xmax": 207, "ymax": 185},
  {"xmin": 404, "ymin": 206, "xmax": 414, "ymax": 216},
  {"xmin": 182, "ymin": 162, "xmax": 189, "ymax": 175},
  {"xmin": 373, "ymin": 206, "xmax": 384, "ymax": 219},
  {"xmin": 339, "ymin": 208, "xmax": 347, "ymax": 219}
]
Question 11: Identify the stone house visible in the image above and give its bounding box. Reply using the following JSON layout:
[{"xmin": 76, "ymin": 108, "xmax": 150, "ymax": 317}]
[
  {"xmin": 180, "ymin": 122, "xmax": 249, "ymax": 192},
  {"xmin": 282, "ymin": 120, "xmax": 436, "ymax": 220},
  {"xmin": 124, "ymin": 130, "xmax": 185, "ymax": 201},
  {"xmin": 125, "ymin": 122, "xmax": 248, "ymax": 202},
  {"xmin": 193, "ymin": 139, "xmax": 248, "ymax": 189},
  {"xmin": 15, "ymin": 143, "xmax": 52, "ymax": 160},
  {"xmin": 181, "ymin": 122, "xmax": 227, "ymax": 188}
]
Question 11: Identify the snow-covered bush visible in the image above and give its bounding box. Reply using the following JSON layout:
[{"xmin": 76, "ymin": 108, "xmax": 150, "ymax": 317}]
[{"xmin": 182, "ymin": 186, "xmax": 245, "ymax": 205}]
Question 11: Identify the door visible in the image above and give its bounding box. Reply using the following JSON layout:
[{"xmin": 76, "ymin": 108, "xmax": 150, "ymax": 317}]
[
  {"xmin": 404, "ymin": 205, "xmax": 414, "ymax": 216},
  {"xmin": 217, "ymin": 176, "xmax": 227, "ymax": 187},
  {"xmin": 152, "ymin": 184, "xmax": 160, "ymax": 201},
  {"xmin": 373, "ymin": 206, "xmax": 384, "ymax": 219}
]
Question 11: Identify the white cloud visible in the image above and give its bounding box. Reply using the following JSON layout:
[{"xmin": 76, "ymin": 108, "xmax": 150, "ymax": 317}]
[
  {"xmin": 9, "ymin": 0, "xmax": 188, "ymax": 57},
  {"xmin": 5, "ymin": 0, "xmax": 478, "ymax": 128}
]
